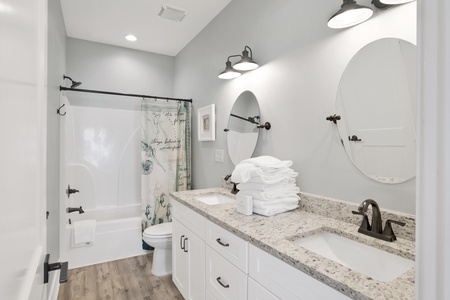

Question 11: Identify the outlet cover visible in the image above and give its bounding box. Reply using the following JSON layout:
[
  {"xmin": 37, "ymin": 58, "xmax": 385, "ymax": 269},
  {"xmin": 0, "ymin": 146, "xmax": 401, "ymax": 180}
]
[{"xmin": 215, "ymin": 149, "xmax": 224, "ymax": 162}]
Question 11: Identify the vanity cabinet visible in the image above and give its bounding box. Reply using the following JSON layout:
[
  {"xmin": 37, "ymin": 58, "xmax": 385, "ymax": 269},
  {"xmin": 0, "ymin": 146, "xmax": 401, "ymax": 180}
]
[
  {"xmin": 171, "ymin": 197, "xmax": 350, "ymax": 300},
  {"xmin": 172, "ymin": 200, "xmax": 206, "ymax": 300}
]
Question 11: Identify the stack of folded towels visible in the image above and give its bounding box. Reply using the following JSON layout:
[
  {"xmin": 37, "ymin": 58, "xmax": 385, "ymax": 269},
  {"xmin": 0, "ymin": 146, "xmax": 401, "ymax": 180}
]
[{"xmin": 231, "ymin": 156, "xmax": 300, "ymax": 216}]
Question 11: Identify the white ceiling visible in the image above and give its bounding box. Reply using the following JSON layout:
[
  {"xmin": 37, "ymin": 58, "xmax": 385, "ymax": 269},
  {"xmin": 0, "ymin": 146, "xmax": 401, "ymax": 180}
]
[{"xmin": 60, "ymin": 0, "xmax": 232, "ymax": 57}]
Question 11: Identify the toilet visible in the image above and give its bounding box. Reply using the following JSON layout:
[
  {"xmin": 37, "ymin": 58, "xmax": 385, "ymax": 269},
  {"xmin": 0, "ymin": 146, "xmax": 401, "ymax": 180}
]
[{"xmin": 142, "ymin": 222, "xmax": 173, "ymax": 276}]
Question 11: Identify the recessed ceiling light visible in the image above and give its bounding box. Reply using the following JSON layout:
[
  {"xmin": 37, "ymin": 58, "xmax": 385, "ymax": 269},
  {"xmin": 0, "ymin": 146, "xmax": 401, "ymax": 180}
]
[{"xmin": 125, "ymin": 34, "xmax": 138, "ymax": 42}]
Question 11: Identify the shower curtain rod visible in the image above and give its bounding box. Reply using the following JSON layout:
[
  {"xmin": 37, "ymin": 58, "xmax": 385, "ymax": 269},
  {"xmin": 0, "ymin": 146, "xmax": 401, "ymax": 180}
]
[{"xmin": 59, "ymin": 86, "xmax": 192, "ymax": 103}]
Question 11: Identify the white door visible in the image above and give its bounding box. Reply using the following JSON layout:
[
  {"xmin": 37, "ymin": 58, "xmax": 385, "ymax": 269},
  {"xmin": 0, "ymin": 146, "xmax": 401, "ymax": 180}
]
[{"xmin": 0, "ymin": 0, "xmax": 48, "ymax": 299}]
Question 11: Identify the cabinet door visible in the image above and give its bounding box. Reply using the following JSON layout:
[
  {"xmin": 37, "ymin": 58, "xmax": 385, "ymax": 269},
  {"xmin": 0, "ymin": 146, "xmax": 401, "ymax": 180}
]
[
  {"xmin": 172, "ymin": 218, "xmax": 189, "ymax": 296},
  {"xmin": 172, "ymin": 217, "xmax": 206, "ymax": 300},
  {"xmin": 186, "ymin": 224, "xmax": 206, "ymax": 300}
]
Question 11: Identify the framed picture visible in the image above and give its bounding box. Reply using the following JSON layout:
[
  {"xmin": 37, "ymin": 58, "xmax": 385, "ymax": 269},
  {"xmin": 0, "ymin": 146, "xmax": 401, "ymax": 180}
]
[{"xmin": 198, "ymin": 104, "xmax": 215, "ymax": 141}]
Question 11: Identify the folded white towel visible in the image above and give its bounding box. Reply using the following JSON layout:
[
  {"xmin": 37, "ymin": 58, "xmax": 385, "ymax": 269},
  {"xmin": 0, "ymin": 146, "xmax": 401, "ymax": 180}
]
[
  {"xmin": 252, "ymin": 203, "xmax": 299, "ymax": 217},
  {"xmin": 237, "ymin": 182, "xmax": 297, "ymax": 191},
  {"xmin": 252, "ymin": 198, "xmax": 299, "ymax": 209},
  {"xmin": 247, "ymin": 175, "xmax": 296, "ymax": 185},
  {"xmin": 72, "ymin": 220, "xmax": 96, "ymax": 247},
  {"xmin": 240, "ymin": 156, "xmax": 293, "ymax": 170},
  {"xmin": 239, "ymin": 189, "xmax": 300, "ymax": 200},
  {"xmin": 231, "ymin": 162, "xmax": 259, "ymax": 183}
]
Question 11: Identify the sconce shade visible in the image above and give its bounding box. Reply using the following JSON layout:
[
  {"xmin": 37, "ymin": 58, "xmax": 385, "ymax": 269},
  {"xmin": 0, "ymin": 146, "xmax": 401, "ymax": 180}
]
[
  {"xmin": 328, "ymin": 0, "xmax": 373, "ymax": 29},
  {"xmin": 233, "ymin": 47, "xmax": 259, "ymax": 71},
  {"xmin": 218, "ymin": 61, "xmax": 241, "ymax": 80},
  {"xmin": 378, "ymin": 0, "xmax": 415, "ymax": 4}
]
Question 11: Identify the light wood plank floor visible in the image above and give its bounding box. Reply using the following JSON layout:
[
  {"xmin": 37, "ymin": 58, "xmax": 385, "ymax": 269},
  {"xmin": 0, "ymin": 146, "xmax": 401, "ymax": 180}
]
[{"xmin": 58, "ymin": 254, "xmax": 183, "ymax": 300}]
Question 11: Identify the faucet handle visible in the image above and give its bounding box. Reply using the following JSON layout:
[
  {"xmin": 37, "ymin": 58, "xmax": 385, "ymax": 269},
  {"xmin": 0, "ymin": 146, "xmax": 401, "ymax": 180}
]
[
  {"xmin": 386, "ymin": 219, "xmax": 405, "ymax": 227},
  {"xmin": 382, "ymin": 219, "xmax": 405, "ymax": 242},
  {"xmin": 352, "ymin": 210, "xmax": 371, "ymax": 231}
]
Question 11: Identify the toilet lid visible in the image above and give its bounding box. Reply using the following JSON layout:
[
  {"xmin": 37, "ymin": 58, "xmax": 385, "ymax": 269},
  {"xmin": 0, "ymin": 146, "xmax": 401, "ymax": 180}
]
[{"xmin": 143, "ymin": 222, "xmax": 172, "ymax": 236}]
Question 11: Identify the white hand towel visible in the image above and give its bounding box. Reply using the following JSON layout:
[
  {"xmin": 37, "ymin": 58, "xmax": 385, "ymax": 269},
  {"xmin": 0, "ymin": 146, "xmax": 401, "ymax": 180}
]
[
  {"xmin": 237, "ymin": 182, "xmax": 297, "ymax": 191},
  {"xmin": 72, "ymin": 220, "xmax": 96, "ymax": 247},
  {"xmin": 252, "ymin": 198, "xmax": 299, "ymax": 209},
  {"xmin": 231, "ymin": 162, "xmax": 259, "ymax": 183},
  {"xmin": 239, "ymin": 189, "xmax": 300, "ymax": 201},
  {"xmin": 247, "ymin": 175, "xmax": 296, "ymax": 185},
  {"xmin": 240, "ymin": 156, "xmax": 293, "ymax": 170},
  {"xmin": 252, "ymin": 203, "xmax": 299, "ymax": 217}
]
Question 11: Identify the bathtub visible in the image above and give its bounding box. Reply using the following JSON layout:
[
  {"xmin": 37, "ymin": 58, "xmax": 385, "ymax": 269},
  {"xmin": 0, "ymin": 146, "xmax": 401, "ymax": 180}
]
[{"xmin": 60, "ymin": 204, "xmax": 149, "ymax": 269}]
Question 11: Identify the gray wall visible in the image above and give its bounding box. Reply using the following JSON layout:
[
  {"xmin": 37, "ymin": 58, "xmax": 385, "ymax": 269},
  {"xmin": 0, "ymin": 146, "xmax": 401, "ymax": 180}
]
[
  {"xmin": 174, "ymin": 0, "xmax": 417, "ymax": 214},
  {"xmin": 66, "ymin": 38, "xmax": 175, "ymax": 109},
  {"xmin": 47, "ymin": 0, "xmax": 67, "ymax": 261}
]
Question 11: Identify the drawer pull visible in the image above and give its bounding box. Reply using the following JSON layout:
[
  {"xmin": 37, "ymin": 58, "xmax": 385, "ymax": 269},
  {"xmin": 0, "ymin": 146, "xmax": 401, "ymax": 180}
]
[
  {"xmin": 183, "ymin": 237, "xmax": 188, "ymax": 252},
  {"xmin": 216, "ymin": 238, "xmax": 230, "ymax": 247},
  {"xmin": 180, "ymin": 235, "xmax": 185, "ymax": 250},
  {"xmin": 216, "ymin": 277, "xmax": 230, "ymax": 288}
]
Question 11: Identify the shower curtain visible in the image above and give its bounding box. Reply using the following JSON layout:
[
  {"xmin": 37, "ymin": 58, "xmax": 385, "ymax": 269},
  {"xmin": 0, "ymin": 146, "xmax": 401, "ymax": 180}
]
[{"xmin": 141, "ymin": 99, "xmax": 191, "ymax": 235}]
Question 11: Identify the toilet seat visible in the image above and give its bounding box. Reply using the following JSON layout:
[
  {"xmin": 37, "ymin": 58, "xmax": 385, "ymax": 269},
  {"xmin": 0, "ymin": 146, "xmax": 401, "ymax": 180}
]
[{"xmin": 143, "ymin": 222, "xmax": 172, "ymax": 237}]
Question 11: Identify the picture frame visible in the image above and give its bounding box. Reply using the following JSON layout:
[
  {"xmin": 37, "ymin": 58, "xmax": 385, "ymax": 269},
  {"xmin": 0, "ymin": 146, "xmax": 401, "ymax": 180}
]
[{"xmin": 198, "ymin": 104, "xmax": 215, "ymax": 141}]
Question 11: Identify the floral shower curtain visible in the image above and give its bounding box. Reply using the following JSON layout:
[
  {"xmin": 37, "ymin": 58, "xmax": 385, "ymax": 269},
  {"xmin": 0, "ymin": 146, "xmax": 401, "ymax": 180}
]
[{"xmin": 141, "ymin": 99, "xmax": 191, "ymax": 235}]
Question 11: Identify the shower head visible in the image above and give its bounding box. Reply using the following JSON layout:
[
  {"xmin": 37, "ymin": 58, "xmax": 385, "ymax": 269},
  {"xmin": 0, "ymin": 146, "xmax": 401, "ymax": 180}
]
[{"xmin": 63, "ymin": 75, "xmax": 82, "ymax": 88}]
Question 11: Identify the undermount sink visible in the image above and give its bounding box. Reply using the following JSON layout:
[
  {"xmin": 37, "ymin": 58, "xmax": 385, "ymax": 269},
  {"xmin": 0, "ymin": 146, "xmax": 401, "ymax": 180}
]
[
  {"xmin": 194, "ymin": 194, "xmax": 234, "ymax": 205},
  {"xmin": 292, "ymin": 231, "xmax": 414, "ymax": 282}
]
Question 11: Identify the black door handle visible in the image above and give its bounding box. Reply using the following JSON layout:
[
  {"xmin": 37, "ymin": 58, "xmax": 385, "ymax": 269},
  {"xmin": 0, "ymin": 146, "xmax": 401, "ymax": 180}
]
[
  {"xmin": 348, "ymin": 135, "xmax": 362, "ymax": 142},
  {"xmin": 180, "ymin": 235, "xmax": 186, "ymax": 250}
]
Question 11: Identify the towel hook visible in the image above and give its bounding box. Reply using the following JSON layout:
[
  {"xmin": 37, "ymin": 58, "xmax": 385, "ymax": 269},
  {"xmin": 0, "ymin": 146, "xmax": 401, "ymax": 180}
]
[{"xmin": 57, "ymin": 104, "xmax": 66, "ymax": 116}]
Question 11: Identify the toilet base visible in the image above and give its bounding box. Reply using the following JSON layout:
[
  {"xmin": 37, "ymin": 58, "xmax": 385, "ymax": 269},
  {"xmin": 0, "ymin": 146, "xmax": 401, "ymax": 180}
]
[{"xmin": 151, "ymin": 247, "xmax": 172, "ymax": 276}]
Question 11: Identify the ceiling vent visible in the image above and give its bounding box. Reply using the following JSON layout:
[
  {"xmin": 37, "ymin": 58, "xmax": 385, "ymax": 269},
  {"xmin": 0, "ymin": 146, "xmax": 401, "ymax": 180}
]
[{"xmin": 158, "ymin": 4, "xmax": 188, "ymax": 22}]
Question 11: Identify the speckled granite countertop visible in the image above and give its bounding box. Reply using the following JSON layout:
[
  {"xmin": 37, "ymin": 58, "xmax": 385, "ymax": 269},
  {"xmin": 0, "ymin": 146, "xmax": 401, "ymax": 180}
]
[{"xmin": 170, "ymin": 188, "xmax": 415, "ymax": 300}]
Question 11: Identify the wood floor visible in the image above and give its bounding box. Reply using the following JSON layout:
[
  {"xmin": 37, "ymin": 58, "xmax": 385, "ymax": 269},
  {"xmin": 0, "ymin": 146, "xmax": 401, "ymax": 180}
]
[{"xmin": 57, "ymin": 254, "xmax": 183, "ymax": 300}]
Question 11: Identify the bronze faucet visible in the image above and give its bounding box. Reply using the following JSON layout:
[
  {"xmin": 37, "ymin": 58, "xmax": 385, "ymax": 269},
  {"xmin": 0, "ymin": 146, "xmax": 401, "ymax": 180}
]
[{"xmin": 352, "ymin": 199, "xmax": 405, "ymax": 242}]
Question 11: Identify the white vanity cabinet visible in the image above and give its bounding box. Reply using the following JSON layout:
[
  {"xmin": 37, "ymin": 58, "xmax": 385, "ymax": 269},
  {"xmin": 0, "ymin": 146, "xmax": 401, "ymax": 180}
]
[
  {"xmin": 171, "ymin": 197, "xmax": 351, "ymax": 300},
  {"xmin": 172, "ymin": 199, "xmax": 206, "ymax": 300}
]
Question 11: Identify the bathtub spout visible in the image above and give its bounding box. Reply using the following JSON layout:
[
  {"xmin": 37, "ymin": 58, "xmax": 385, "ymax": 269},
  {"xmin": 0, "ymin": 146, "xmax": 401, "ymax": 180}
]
[{"xmin": 67, "ymin": 206, "xmax": 84, "ymax": 214}]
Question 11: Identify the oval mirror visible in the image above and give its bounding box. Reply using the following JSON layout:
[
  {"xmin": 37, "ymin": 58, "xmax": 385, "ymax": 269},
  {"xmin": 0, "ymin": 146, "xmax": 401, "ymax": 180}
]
[
  {"xmin": 227, "ymin": 91, "xmax": 260, "ymax": 165},
  {"xmin": 335, "ymin": 38, "xmax": 416, "ymax": 184}
]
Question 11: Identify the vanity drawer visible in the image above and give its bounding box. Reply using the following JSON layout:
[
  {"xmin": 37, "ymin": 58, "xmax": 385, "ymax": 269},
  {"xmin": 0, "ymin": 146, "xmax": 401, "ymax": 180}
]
[
  {"xmin": 205, "ymin": 219, "xmax": 248, "ymax": 273},
  {"xmin": 206, "ymin": 245, "xmax": 247, "ymax": 300},
  {"xmin": 248, "ymin": 277, "xmax": 279, "ymax": 300},
  {"xmin": 171, "ymin": 197, "xmax": 205, "ymax": 239},
  {"xmin": 249, "ymin": 245, "xmax": 351, "ymax": 300}
]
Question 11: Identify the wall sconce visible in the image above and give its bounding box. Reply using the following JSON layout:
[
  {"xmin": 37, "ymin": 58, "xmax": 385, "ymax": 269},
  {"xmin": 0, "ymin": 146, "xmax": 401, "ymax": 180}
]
[
  {"xmin": 218, "ymin": 46, "xmax": 259, "ymax": 80},
  {"xmin": 328, "ymin": 0, "xmax": 416, "ymax": 29},
  {"xmin": 328, "ymin": 0, "xmax": 373, "ymax": 29}
]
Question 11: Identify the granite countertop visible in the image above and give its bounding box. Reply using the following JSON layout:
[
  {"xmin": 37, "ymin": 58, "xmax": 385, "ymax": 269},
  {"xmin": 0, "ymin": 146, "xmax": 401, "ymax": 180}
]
[{"xmin": 170, "ymin": 188, "xmax": 415, "ymax": 300}]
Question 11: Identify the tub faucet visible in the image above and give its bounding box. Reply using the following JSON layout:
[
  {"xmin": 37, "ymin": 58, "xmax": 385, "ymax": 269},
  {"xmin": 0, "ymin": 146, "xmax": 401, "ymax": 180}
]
[
  {"xmin": 352, "ymin": 199, "xmax": 405, "ymax": 242},
  {"xmin": 67, "ymin": 206, "xmax": 84, "ymax": 214}
]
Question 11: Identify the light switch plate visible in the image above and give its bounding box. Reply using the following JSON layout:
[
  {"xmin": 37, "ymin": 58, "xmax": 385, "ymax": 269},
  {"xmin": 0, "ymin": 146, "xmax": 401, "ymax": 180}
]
[{"xmin": 215, "ymin": 149, "xmax": 224, "ymax": 162}]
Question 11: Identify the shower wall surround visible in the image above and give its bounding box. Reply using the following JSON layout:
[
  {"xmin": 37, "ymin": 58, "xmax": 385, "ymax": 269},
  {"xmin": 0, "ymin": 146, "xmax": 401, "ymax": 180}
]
[{"xmin": 174, "ymin": 0, "xmax": 417, "ymax": 214}]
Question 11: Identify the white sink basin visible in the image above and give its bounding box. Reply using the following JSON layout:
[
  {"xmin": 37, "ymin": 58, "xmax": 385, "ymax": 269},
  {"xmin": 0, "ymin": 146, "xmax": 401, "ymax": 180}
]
[
  {"xmin": 293, "ymin": 231, "xmax": 414, "ymax": 282},
  {"xmin": 195, "ymin": 194, "xmax": 234, "ymax": 205}
]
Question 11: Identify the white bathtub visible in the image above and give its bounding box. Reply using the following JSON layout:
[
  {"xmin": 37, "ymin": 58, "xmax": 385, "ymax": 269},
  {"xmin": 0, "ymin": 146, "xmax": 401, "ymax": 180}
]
[{"xmin": 61, "ymin": 204, "xmax": 149, "ymax": 269}]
